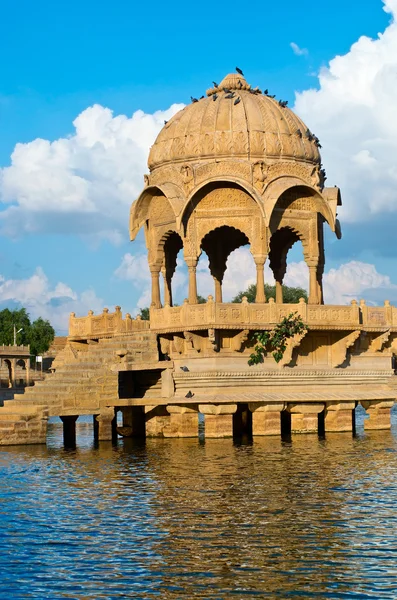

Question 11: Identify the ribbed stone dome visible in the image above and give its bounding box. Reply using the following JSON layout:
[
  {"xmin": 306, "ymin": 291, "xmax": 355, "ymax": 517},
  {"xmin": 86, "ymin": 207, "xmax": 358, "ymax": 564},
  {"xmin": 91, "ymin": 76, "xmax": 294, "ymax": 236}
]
[{"xmin": 148, "ymin": 73, "xmax": 321, "ymax": 171}]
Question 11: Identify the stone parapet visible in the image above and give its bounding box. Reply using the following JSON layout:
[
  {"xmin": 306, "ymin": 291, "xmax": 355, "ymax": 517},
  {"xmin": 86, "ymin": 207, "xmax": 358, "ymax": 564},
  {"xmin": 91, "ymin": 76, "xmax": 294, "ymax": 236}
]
[{"xmin": 69, "ymin": 306, "xmax": 149, "ymax": 340}]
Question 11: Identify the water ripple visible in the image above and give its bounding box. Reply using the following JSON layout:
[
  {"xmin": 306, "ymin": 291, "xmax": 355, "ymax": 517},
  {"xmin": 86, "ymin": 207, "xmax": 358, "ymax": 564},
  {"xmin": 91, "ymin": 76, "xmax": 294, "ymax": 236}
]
[{"xmin": 0, "ymin": 410, "xmax": 397, "ymax": 598}]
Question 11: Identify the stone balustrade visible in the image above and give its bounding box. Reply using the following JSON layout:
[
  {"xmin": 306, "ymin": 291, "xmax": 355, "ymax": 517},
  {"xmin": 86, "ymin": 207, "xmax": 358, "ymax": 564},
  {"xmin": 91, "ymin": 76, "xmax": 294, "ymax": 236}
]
[
  {"xmin": 149, "ymin": 297, "xmax": 396, "ymax": 332},
  {"xmin": 0, "ymin": 345, "xmax": 30, "ymax": 357},
  {"xmin": 69, "ymin": 306, "xmax": 150, "ymax": 340}
]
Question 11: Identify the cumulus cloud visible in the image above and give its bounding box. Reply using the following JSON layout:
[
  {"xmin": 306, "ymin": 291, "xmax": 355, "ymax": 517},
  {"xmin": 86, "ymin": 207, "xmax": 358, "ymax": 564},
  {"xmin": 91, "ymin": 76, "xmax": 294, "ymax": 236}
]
[
  {"xmin": 294, "ymin": 0, "xmax": 397, "ymax": 227},
  {"xmin": 0, "ymin": 268, "xmax": 103, "ymax": 333},
  {"xmin": 0, "ymin": 103, "xmax": 184, "ymax": 242},
  {"xmin": 290, "ymin": 42, "xmax": 308, "ymax": 57}
]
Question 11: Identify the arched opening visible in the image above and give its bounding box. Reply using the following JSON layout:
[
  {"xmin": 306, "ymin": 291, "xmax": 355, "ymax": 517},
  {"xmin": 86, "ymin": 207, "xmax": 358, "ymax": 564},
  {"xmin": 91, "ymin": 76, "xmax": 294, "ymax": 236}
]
[
  {"xmin": 4, "ymin": 360, "xmax": 12, "ymax": 388},
  {"xmin": 269, "ymin": 185, "xmax": 325, "ymax": 304},
  {"xmin": 200, "ymin": 226, "xmax": 250, "ymax": 302},
  {"xmin": 223, "ymin": 246, "xmax": 256, "ymax": 302},
  {"xmin": 269, "ymin": 227, "xmax": 309, "ymax": 303},
  {"xmin": 162, "ymin": 232, "xmax": 184, "ymax": 307}
]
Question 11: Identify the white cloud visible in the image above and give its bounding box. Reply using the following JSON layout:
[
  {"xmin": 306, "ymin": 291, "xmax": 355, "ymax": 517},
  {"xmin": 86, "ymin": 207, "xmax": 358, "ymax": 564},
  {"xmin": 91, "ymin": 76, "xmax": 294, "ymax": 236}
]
[
  {"xmin": 0, "ymin": 268, "xmax": 103, "ymax": 334},
  {"xmin": 294, "ymin": 0, "xmax": 397, "ymax": 224},
  {"xmin": 0, "ymin": 103, "xmax": 184, "ymax": 242},
  {"xmin": 290, "ymin": 42, "xmax": 308, "ymax": 57}
]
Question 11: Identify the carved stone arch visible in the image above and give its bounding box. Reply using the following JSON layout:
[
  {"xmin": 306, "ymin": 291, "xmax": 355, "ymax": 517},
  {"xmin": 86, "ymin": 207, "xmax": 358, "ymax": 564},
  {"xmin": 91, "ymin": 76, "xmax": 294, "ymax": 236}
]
[
  {"xmin": 200, "ymin": 225, "xmax": 251, "ymax": 303},
  {"xmin": 263, "ymin": 177, "xmax": 335, "ymax": 231},
  {"xmin": 178, "ymin": 177, "xmax": 266, "ymax": 230},
  {"xmin": 154, "ymin": 229, "xmax": 184, "ymax": 307},
  {"xmin": 130, "ymin": 183, "xmax": 185, "ymax": 241}
]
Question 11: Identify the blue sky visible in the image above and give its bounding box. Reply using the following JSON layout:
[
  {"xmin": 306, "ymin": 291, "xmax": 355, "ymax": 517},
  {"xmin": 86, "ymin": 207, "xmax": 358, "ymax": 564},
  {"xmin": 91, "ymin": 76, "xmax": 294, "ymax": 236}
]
[{"xmin": 0, "ymin": 0, "xmax": 396, "ymax": 333}]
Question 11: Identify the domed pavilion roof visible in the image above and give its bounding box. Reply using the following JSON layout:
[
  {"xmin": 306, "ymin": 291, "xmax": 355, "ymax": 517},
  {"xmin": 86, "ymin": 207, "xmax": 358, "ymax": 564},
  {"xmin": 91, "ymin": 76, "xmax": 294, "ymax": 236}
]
[{"xmin": 148, "ymin": 73, "xmax": 321, "ymax": 171}]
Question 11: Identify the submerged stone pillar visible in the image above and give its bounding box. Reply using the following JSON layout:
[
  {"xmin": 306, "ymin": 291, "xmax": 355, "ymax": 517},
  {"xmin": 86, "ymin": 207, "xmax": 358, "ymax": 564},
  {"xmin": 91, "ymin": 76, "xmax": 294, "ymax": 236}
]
[
  {"xmin": 118, "ymin": 406, "xmax": 145, "ymax": 437},
  {"xmin": 288, "ymin": 403, "xmax": 324, "ymax": 434},
  {"xmin": 145, "ymin": 405, "xmax": 170, "ymax": 437},
  {"xmin": 361, "ymin": 400, "xmax": 394, "ymax": 430},
  {"xmin": 165, "ymin": 405, "xmax": 199, "ymax": 437},
  {"xmin": 325, "ymin": 402, "xmax": 355, "ymax": 432},
  {"xmin": 200, "ymin": 404, "xmax": 237, "ymax": 438},
  {"xmin": 249, "ymin": 403, "xmax": 284, "ymax": 436},
  {"xmin": 61, "ymin": 415, "xmax": 78, "ymax": 446},
  {"xmin": 95, "ymin": 409, "xmax": 116, "ymax": 441}
]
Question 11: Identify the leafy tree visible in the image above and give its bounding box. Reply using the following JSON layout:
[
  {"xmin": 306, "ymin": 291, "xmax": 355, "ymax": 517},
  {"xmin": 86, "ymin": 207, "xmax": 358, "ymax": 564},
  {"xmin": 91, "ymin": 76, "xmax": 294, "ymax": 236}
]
[
  {"xmin": 0, "ymin": 308, "xmax": 31, "ymax": 346},
  {"xmin": 29, "ymin": 318, "xmax": 55, "ymax": 356},
  {"xmin": 0, "ymin": 308, "xmax": 54, "ymax": 356},
  {"xmin": 232, "ymin": 283, "xmax": 308, "ymax": 304},
  {"xmin": 138, "ymin": 308, "xmax": 150, "ymax": 321},
  {"xmin": 248, "ymin": 312, "xmax": 308, "ymax": 365},
  {"xmin": 197, "ymin": 295, "xmax": 206, "ymax": 304}
]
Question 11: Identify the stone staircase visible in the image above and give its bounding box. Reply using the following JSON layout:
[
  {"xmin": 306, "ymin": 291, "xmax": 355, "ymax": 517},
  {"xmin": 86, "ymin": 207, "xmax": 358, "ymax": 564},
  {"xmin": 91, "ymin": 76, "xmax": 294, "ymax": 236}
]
[{"xmin": 0, "ymin": 331, "xmax": 159, "ymax": 445}]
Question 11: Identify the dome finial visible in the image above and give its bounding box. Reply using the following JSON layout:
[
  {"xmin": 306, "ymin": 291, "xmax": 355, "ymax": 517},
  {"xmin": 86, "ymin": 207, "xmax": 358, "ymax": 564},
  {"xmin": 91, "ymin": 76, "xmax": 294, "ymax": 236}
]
[{"xmin": 207, "ymin": 73, "xmax": 252, "ymax": 96}]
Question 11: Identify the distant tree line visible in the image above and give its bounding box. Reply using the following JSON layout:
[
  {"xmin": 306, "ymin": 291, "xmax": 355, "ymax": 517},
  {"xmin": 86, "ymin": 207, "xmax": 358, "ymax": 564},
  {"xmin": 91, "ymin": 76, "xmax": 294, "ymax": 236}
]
[{"xmin": 0, "ymin": 308, "xmax": 55, "ymax": 357}]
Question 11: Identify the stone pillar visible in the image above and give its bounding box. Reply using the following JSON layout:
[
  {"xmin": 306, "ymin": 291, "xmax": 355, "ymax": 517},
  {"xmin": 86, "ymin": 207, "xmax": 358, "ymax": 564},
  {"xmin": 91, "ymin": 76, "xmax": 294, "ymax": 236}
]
[
  {"xmin": 11, "ymin": 359, "xmax": 16, "ymax": 388},
  {"xmin": 162, "ymin": 267, "xmax": 172, "ymax": 307},
  {"xmin": 288, "ymin": 403, "xmax": 324, "ymax": 434},
  {"xmin": 361, "ymin": 400, "xmax": 394, "ymax": 430},
  {"xmin": 249, "ymin": 403, "xmax": 284, "ymax": 436},
  {"xmin": 145, "ymin": 405, "xmax": 170, "ymax": 437},
  {"xmin": 186, "ymin": 259, "xmax": 198, "ymax": 305},
  {"xmin": 275, "ymin": 281, "xmax": 283, "ymax": 304},
  {"xmin": 95, "ymin": 409, "xmax": 116, "ymax": 441},
  {"xmin": 308, "ymin": 263, "xmax": 320, "ymax": 305},
  {"xmin": 119, "ymin": 406, "xmax": 145, "ymax": 437},
  {"xmin": 325, "ymin": 402, "xmax": 355, "ymax": 432},
  {"xmin": 61, "ymin": 415, "xmax": 78, "ymax": 447},
  {"xmin": 199, "ymin": 404, "xmax": 237, "ymax": 438},
  {"xmin": 214, "ymin": 277, "xmax": 223, "ymax": 303},
  {"xmin": 165, "ymin": 405, "xmax": 199, "ymax": 437},
  {"xmin": 150, "ymin": 266, "xmax": 161, "ymax": 308},
  {"xmin": 254, "ymin": 257, "xmax": 266, "ymax": 303},
  {"xmin": 25, "ymin": 359, "xmax": 30, "ymax": 386}
]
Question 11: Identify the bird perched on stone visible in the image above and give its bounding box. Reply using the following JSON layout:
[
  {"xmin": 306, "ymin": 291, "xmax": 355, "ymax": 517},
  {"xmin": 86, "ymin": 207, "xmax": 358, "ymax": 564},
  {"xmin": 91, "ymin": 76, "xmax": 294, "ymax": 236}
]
[
  {"xmin": 164, "ymin": 120, "xmax": 168, "ymax": 125},
  {"xmin": 234, "ymin": 97, "xmax": 241, "ymax": 105},
  {"xmin": 236, "ymin": 66, "xmax": 244, "ymax": 76},
  {"xmin": 180, "ymin": 366, "xmax": 189, "ymax": 372},
  {"xmin": 213, "ymin": 93, "xmax": 218, "ymax": 101},
  {"xmin": 185, "ymin": 391, "xmax": 194, "ymax": 398},
  {"xmin": 223, "ymin": 88, "xmax": 231, "ymax": 94},
  {"xmin": 200, "ymin": 95, "xmax": 204, "ymax": 99},
  {"xmin": 296, "ymin": 129, "xmax": 302, "ymax": 138},
  {"xmin": 191, "ymin": 96, "xmax": 198, "ymax": 103},
  {"xmin": 279, "ymin": 100, "xmax": 288, "ymax": 108},
  {"xmin": 225, "ymin": 92, "xmax": 235, "ymax": 99},
  {"xmin": 212, "ymin": 81, "xmax": 218, "ymax": 87},
  {"xmin": 264, "ymin": 89, "xmax": 269, "ymax": 95}
]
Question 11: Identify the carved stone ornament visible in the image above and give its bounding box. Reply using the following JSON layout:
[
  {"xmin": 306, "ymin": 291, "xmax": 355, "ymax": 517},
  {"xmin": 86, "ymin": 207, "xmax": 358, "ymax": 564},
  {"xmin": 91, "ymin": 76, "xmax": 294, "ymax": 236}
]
[
  {"xmin": 279, "ymin": 331, "xmax": 308, "ymax": 368},
  {"xmin": 331, "ymin": 330, "xmax": 361, "ymax": 368},
  {"xmin": 253, "ymin": 161, "xmax": 268, "ymax": 193}
]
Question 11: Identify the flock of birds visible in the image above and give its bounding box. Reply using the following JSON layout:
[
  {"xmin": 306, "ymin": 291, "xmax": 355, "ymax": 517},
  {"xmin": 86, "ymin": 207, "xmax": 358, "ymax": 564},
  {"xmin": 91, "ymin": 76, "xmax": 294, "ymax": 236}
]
[{"xmin": 186, "ymin": 67, "xmax": 323, "ymax": 150}]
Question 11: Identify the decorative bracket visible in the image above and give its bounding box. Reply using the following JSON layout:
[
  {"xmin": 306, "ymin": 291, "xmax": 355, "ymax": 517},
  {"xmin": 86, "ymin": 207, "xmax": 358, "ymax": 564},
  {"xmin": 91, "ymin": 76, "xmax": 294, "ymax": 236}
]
[
  {"xmin": 279, "ymin": 330, "xmax": 308, "ymax": 368},
  {"xmin": 369, "ymin": 329, "xmax": 391, "ymax": 353},
  {"xmin": 331, "ymin": 330, "xmax": 361, "ymax": 368}
]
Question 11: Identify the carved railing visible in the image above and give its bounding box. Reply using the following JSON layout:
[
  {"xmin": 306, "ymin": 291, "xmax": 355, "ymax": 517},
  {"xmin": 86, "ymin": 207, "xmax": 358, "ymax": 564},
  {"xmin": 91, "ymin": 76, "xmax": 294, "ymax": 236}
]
[
  {"xmin": 0, "ymin": 345, "xmax": 31, "ymax": 357},
  {"xmin": 150, "ymin": 297, "xmax": 397, "ymax": 332},
  {"xmin": 69, "ymin": 306, "xmax": 150, "ymax": 339}
]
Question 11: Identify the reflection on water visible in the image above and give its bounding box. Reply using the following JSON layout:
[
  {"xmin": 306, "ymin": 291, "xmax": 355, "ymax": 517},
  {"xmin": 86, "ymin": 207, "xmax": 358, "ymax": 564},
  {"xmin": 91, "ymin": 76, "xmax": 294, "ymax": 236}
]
[{"xmin": 1, "ymin": 408, "xmax": 397, "ymax": 599}]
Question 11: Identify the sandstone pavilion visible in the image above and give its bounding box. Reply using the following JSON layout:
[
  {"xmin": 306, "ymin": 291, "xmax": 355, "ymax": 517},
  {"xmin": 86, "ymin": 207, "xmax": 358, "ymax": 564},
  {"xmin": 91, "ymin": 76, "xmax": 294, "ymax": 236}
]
[{"xmin": 1, "ymin": 72, "xmax": 396, "ymax": 445}]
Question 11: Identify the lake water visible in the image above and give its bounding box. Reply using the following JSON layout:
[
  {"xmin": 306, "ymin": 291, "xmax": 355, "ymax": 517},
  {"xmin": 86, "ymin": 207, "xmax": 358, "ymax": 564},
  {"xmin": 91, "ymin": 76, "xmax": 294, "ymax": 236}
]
[{"xmin": 1, "ymin": 406, "xmax": 397, "ymax": 599}]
